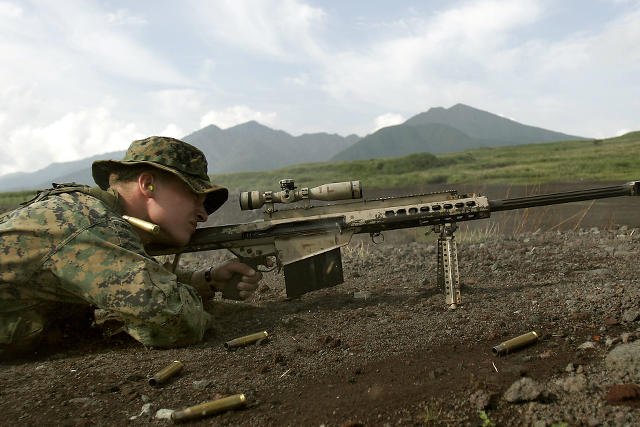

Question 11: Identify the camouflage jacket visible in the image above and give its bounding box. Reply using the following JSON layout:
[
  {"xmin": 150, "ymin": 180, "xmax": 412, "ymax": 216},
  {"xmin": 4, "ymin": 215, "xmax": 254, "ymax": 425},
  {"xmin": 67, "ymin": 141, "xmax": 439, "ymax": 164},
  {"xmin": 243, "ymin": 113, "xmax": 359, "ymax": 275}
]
[{"xmin": 0, "ymin": 184, "xmax": 211, "ymax": 351}]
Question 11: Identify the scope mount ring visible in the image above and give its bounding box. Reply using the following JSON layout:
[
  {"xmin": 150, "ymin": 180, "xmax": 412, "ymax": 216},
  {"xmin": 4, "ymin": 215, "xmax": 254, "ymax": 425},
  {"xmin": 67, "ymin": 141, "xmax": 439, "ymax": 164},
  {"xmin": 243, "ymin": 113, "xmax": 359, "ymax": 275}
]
[{"xmin": 279, "ymin": 179, "xmax": 295, "ymax": 191}]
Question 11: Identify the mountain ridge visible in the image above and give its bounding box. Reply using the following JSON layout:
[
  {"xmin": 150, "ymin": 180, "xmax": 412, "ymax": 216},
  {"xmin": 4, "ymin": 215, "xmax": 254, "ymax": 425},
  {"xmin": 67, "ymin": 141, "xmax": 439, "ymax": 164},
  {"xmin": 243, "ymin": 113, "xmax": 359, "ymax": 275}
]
[
  {"xmin": 331, "ymin": 103, "xmax": 588, "ymax": 161},
  {"xmin": 0, "ymin": 104, "xmax": 592, "ymax": 191}
]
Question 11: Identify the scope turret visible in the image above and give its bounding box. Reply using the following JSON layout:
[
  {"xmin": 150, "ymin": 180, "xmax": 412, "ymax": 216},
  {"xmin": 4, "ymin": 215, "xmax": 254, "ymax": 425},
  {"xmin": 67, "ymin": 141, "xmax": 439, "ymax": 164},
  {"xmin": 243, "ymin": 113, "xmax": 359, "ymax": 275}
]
[{"xmin": 240, "ymin": 179, "xmax": 362, "ymax": 211}]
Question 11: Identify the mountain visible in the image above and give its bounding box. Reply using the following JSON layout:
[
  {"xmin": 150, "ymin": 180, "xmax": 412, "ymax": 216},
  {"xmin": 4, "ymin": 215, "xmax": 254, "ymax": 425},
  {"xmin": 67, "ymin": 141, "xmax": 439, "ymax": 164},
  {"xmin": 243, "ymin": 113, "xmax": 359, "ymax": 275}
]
[
  {"xmin": 0, "ymin": 104, "xmax": 591, "ymax": 191},
  {"xmin": 184, "ymin": 121, "xmax": 359, "ymax": 173},
  {"xmin": 0, "ymin": 151, "xmax": 123, "ymax": 191},
  {"xmin": 0, "ymin": 122, "xmax": 359, "ymax": 191},
  {"xmin": 332, "ymin": 103, "xmax": 588, "ymax": 161}
]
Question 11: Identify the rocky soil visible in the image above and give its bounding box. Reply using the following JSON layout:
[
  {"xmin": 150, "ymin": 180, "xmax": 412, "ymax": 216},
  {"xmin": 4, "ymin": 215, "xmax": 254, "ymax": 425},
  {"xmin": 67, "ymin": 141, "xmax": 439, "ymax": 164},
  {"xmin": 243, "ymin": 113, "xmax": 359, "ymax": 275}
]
[{"xmin": 1, "ymin": 223, "xmax": 639, "ymax": 426}]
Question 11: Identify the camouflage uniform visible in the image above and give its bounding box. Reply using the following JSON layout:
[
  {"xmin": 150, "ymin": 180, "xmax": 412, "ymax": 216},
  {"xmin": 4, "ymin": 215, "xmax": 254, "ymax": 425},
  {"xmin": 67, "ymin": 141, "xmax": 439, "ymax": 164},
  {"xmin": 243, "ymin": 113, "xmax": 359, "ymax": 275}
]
[{"xmin": 0, "ymin": 136, "xmax": 228, "ymax": 356}]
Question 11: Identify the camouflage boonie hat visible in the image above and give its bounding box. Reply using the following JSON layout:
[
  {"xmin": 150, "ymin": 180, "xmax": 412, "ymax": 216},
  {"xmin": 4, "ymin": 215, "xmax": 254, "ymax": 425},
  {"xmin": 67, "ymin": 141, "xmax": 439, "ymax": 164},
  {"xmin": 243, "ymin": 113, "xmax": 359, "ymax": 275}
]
[{"xmin": 92, "ymin": 136, "xmax": 228, "ymax": 214}]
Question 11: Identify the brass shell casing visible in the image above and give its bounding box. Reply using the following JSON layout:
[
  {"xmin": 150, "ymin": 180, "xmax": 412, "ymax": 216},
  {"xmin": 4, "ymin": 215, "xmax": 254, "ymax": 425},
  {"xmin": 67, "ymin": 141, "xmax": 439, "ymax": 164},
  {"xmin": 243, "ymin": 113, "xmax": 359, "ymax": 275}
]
[
  {"xmin": 171, "ymin": 394, "xmax": 247, "ymax": 422},
  {"xmin": 224, "ymin": 331, "xmax": 269, "ymax": 350},
  {"xmin": 148, "ymin": 360, "xmax": 183, "ymax": 386},
  {"xmin": 492, "ymin": 331, "xmax": 538, "ymax": 356},
  {"xmin": 122, "ymin": 215, "xmax": 160, "ymax": 235}
]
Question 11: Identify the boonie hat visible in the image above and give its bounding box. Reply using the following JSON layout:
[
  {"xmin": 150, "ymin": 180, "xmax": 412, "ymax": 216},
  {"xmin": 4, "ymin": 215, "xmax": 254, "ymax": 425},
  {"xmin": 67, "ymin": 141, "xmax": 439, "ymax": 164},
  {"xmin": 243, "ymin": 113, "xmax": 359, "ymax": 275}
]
[{"xmin": 92, "ymin": 136, "xmax": 228, "ymax": 214}]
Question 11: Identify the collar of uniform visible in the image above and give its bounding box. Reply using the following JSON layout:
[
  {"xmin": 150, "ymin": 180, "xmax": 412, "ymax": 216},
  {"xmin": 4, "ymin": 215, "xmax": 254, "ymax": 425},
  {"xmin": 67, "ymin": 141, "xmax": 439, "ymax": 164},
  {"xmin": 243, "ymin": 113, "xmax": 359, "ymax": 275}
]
[{"xmin": 82, "ymin": 187, "xmax": 124, "ymax": 216}]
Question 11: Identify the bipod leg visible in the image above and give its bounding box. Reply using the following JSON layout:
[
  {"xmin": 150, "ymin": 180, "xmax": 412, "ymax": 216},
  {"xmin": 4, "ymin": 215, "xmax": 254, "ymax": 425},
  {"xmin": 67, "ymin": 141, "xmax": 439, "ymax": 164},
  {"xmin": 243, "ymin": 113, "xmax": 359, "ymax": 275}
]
[{"xmin": 435, "ymin": 223, "xmax": 461, "ymax": 309}]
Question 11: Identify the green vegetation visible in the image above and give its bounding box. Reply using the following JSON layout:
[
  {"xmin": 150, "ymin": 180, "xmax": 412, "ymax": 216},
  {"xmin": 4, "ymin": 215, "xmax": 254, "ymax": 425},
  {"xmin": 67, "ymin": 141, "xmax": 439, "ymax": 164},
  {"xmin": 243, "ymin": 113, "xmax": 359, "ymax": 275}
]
[
  {"xmin": 0, "ymin": 190, "xmax": 37, "ymax": 213},
  {"xmin": 1, "ymin": 131, "xmax": 638, "ymax": 210},
  {"xmin": 211, "ymin": 131, "xmax": 640, "ymax": 192},
  {"xmin": 478, "ymin": 410, "xmax": 496, "ymax": 427}
]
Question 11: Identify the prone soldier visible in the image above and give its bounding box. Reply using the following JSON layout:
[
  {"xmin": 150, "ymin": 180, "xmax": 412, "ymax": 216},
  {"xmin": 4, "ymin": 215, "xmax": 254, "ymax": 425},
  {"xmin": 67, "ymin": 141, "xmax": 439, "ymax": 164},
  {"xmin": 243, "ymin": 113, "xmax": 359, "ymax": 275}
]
[{"xmin": 0, "ymin": 136, "xmax": 262, "ymax": 358}]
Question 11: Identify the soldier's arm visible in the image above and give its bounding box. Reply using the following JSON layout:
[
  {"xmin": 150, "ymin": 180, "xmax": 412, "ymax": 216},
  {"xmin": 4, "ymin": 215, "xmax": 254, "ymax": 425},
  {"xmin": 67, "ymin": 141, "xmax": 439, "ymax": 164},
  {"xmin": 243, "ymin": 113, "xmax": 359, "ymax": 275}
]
[{"xmin": 47, "ymin": 219, "xmax": 212, "ymax": 348}]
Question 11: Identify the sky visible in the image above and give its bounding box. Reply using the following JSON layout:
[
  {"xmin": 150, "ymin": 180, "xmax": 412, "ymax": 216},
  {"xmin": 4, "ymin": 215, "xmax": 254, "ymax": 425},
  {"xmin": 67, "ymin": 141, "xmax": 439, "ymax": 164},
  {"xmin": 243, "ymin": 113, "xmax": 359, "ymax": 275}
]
[{"xmin": 1, "ymin": 0, "xmax": 639, "ymax": 177}]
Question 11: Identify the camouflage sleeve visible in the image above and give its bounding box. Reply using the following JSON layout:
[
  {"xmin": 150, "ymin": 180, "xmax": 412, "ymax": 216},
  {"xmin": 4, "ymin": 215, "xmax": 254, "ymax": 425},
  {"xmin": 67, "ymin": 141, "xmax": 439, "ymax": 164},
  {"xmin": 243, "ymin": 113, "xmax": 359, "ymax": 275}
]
[
  {"xmin": 174, "ymin": 266, "xmax": 196, "ymax": 285},
  {"xmin": 45, "ymin": 217, "xmax": 212, "ymax": 348}
]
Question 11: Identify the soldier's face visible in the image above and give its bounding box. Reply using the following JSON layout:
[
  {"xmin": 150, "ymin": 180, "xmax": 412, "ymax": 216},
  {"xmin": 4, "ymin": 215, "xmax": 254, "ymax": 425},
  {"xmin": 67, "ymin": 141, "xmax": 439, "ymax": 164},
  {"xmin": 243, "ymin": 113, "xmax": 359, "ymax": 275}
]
[{"xmin": 147, "ymin": 176, "xmax": 208, "ymax": 246}]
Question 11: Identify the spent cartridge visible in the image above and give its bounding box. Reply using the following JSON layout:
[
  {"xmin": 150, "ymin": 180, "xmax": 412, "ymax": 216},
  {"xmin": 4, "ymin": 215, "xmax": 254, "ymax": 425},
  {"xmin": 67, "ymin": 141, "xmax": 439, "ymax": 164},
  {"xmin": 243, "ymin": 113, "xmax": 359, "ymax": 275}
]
[
  {"xmin": 224, "ymin": 331, "xmax": 269, "ymax": 350},
  {"xmin": 148, "ymin": 360, "xmax": 183, "ymax": 386},
  {"xmin": 492, "ymin": 331, "xmax": 538, "ymax": 356},
  {"xmin": 122, "ymin": 215, "xmax": 160, "ymax": 235},
  {"xmin": 171, "ymin": 394, "xmax": 247, "ymax": 422}
]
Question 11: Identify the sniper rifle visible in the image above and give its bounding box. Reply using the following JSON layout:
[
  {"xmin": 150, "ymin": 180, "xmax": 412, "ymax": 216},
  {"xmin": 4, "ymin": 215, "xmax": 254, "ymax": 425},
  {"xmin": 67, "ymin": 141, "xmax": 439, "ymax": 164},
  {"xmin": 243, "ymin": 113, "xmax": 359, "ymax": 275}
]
[{"xmin": 148, "ymin": 179, "xmax": 639, "ymax": 308}]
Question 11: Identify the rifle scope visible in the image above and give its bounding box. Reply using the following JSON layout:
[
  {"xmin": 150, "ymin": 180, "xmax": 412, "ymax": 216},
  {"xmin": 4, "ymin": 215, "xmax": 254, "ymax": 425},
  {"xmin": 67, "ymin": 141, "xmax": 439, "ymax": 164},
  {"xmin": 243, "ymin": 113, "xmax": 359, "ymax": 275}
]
[{"xmin": 240, "ymin": 179, "xmax": 362, "ymax": 211}]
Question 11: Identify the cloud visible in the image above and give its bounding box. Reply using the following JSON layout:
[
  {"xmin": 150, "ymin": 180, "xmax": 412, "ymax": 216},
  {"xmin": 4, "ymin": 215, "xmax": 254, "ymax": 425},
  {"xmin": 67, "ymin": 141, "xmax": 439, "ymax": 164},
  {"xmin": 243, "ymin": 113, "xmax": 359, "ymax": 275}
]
[
  {"xmin": 199, "ymin": 106, "xmax": 278, "ymax": 129},
  {"xmin": 189, "ymin": 0, "xmax": 326, "ymax": 60},
  {"xmin": 1, "ymin": 107, "xmax": 143, "ymax": 175},
  {"xmin": 0, "ymin": 1, "xmax": 22, "ymax": 18},
  {"xmin": 284, "ymin": 73, "xmax": 309, "ymax": 87},
  {"xmin": 148, "ymin": 89, "xmax": 208, "ymax": 119},
  {"xmin": 2, "ymin": 2, "xmax": 189, "ymax": 89},
  {"xmin": 320, "ymin": 0, "xmax": 542, "ymax": 111},
  {"xmin": 159, "ymin": 123, "xmax": 185, "ymax": 138},
  {"xmin": 558, "ymin": 7, "xmax": 639, "ymax": 69},
  {"xmin": 374, "ymin": 113, "xmax": 405, "ymax": 131},
  {"xmin": 106, "ymin": 8, "xmax": 148, "ymax": 27}
]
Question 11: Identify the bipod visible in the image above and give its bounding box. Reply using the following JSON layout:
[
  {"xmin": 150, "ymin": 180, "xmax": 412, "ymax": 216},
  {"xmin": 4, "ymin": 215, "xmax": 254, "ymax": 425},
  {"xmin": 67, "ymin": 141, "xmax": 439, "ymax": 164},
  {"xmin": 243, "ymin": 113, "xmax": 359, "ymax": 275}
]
[{"xmin": 433, "ymin": 223, "xmax": 461, "ymax": 309}]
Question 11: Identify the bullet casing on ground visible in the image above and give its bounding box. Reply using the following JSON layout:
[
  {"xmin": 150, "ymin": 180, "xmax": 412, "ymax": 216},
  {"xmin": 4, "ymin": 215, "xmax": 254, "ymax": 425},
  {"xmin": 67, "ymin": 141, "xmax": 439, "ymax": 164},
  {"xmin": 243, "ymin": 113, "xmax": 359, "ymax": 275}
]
[
  {"xmin": 171, "ymin": 394, "xmax": 247, "ymax": 422},
  {"xmin": 224, "ymin": 331, "xmax": 269, "ymax": 349},
  {"xmin": 492, "ymin": 331, "xmax": 538, "ymax": 355},
  {"xmin": 148, "ymin": 360, "xmax": 183, "ymax": 386}
]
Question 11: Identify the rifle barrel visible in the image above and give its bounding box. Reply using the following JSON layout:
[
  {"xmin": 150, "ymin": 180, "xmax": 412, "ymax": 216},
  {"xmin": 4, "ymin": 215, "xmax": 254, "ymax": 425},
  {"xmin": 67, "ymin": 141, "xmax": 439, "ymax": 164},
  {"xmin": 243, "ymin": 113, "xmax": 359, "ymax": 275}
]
[{"xmin": 489, "ymin": 181, "xmax": 639, "ymax": 212}]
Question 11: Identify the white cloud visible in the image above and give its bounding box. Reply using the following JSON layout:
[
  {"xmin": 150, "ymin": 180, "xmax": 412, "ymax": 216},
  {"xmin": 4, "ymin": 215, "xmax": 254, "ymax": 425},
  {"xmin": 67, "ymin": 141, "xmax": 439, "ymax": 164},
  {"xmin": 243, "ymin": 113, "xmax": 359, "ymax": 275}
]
[
  {"xmin": 148, "ymin": 89, "xmax": 207, "ymax": 119},
  {"xmin": 374, "ymin": 113, "xmax": 405, "ymax": 131},
  {"xmin": 106, "ymin": 8, "xmax": 148, "ymax": 27},
  {"xmin": 159, "ymin": 123, "xmax": 185, "ymax": 138},
  {"xmin": 320, "ymin": 0, "xmax": 542, "ymax": 111},
  {"xmin": 1, "ymin": 107, "xmax": 143, "ymax": 175},
  {"xmin": 199, "ymin": 106, "xmax": 278, "ymax": 129},
  {"xmin": 0, "ymin": 1, "xmax": 21, "ymax": 18},
  {"xmin": 527, "ymin": 8, "xmax": 640, "ymax": 75},
  {"xmin": 284, "ymin": 73, "xmax": 309, "ymax": 86},
  {"xmin": 7, "ymin": 2, "xmax": 189, "ymax": 87},
  {"xmin": 190, "ymin": 0, "xmax": 326, "ymax": 60}
]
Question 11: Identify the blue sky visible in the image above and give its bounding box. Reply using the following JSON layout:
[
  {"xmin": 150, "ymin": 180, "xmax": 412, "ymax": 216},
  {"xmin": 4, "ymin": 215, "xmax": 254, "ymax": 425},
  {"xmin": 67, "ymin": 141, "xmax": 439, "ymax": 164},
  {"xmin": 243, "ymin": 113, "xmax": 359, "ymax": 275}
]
[{"xmin": 1, "ymin": 0, "xmax": 639, "ymax": 176}]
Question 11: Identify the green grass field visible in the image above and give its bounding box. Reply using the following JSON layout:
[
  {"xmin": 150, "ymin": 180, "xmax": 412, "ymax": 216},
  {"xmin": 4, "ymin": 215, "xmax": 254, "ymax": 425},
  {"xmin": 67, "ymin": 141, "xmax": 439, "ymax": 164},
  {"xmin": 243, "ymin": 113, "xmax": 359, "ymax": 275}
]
[
  {"xmin": 210, "ymin": 130, "xmax": 640, "ymax": 191},
  {"xmin": 1, "ymin": 131, "xmax": 639, "ymax": 211}
]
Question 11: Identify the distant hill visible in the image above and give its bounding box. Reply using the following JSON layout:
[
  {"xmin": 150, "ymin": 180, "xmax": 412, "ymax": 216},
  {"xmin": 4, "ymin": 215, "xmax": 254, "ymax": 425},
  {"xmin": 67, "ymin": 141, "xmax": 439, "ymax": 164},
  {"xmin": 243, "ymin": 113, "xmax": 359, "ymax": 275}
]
[
  {"xmin": 185, "ymin": 121, "xmax": 360, "ymax": 173},
  {"xmin": 0, "ymin": 104, "xmax": 592, "ymax": 191},
  {"xmin": 0, "ymin": 151, "xmax": 123, "ymax": 191},
  {"xmin": 0, "ymin": 122, "xmax": 359, "ymax": 191},
  {"xmin": 332, "ymin": 103, "xmax": 588, "ymax": 161}
]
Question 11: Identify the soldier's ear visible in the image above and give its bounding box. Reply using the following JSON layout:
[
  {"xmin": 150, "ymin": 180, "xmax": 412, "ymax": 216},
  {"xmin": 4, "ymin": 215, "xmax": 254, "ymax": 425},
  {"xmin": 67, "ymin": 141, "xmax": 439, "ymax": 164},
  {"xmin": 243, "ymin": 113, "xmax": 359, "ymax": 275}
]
[{"xmin": 138, "ymin": 173, "xmax": 156, "ymax": 198}]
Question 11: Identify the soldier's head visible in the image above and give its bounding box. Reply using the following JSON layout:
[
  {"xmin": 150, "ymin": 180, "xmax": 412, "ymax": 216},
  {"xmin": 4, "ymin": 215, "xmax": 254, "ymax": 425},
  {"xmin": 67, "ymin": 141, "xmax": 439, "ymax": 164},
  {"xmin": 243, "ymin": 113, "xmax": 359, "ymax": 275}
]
[{"xmin": 92, "ymin": 136, "xmax": 228, "ymax": 245}]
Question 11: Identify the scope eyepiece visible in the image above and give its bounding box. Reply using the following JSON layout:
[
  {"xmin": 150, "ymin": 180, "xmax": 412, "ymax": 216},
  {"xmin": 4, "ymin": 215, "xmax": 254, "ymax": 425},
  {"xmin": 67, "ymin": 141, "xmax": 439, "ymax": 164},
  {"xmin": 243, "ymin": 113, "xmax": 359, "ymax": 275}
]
[{"xmin": 239, "ymin": 180, "xmax": 362, "ymax": 211}]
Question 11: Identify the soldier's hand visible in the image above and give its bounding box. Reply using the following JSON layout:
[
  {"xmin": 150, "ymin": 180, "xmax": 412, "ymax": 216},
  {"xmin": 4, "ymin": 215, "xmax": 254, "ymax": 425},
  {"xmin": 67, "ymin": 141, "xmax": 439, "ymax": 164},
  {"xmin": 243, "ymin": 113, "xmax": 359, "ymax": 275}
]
[{"xmin": 211, "ymin": 260, "xmax": 262, "ymax": 300}]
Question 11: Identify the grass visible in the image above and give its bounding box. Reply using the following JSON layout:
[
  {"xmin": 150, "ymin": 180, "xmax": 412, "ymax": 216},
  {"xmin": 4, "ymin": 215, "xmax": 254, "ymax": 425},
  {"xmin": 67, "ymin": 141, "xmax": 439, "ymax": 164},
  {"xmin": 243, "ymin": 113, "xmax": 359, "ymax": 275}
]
[
  {"xmin": 0, "ymin": 190, "xmax": 37, "ymax": 213},
  {"xmin": 208, "ymin": 131, "xmax": 640, "ymax": 193},
  {"xmin": 479, "ymin": 410, "xmax": 496, "ymax": 427},
  {"xmin": 1, "ymin": 131, "xmax": 638, "ymax": 210}
]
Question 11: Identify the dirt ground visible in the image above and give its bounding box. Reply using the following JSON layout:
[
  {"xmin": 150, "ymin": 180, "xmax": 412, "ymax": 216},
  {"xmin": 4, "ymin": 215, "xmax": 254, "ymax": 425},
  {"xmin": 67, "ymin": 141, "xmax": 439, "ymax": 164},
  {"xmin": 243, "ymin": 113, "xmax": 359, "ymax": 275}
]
[{"xmin": 1, "ymin": 183, "xmax": 639, "ymax": 426}]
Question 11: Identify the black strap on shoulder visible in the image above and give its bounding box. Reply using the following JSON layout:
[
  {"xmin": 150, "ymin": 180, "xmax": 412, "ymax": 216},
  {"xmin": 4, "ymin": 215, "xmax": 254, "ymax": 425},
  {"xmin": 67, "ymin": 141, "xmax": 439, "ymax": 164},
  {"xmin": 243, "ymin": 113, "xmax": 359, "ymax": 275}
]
[{"xmin": 19, "ymin": 182, "xmax": 91, "ymax": 207}]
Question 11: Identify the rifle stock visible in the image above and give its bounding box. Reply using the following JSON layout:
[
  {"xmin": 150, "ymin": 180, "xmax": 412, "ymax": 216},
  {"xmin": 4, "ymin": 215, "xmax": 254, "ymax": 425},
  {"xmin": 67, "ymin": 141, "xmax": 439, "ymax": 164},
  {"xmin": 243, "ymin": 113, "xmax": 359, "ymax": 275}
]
[{"xmin": 147, "ymin": 180, "xmax": 639, "ymax": 306}]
